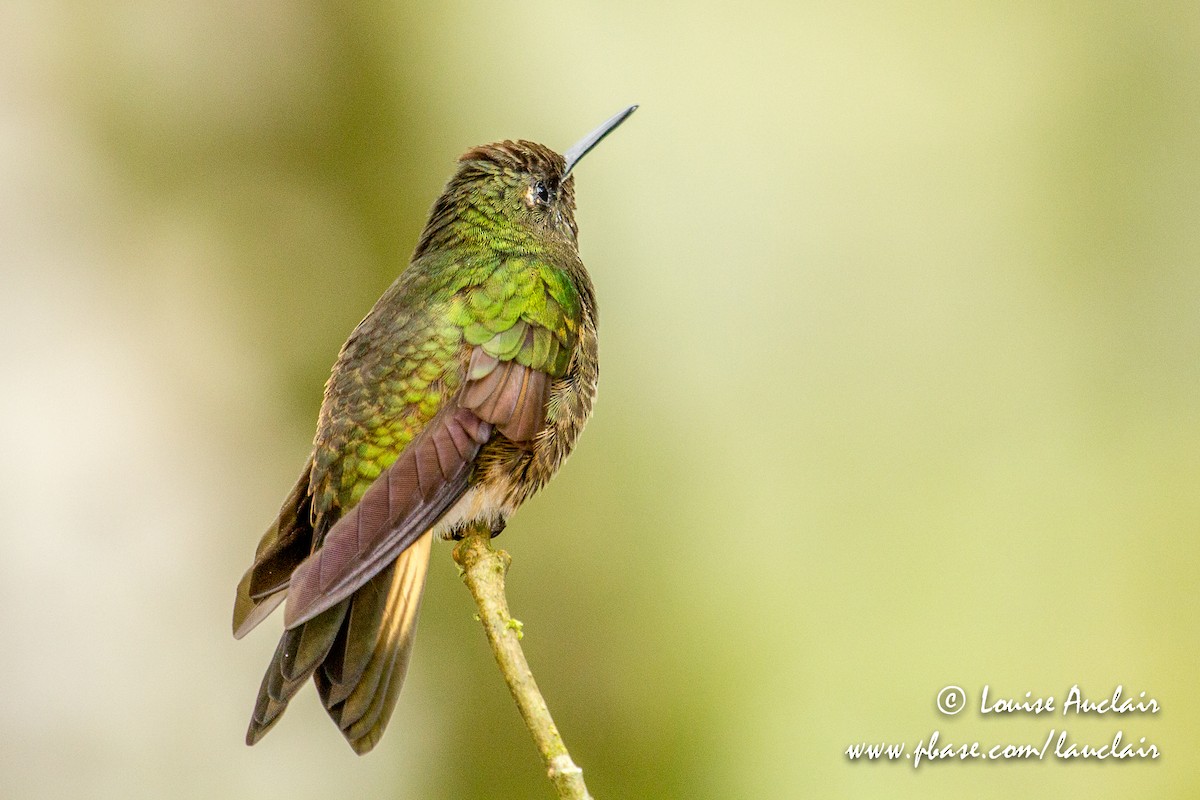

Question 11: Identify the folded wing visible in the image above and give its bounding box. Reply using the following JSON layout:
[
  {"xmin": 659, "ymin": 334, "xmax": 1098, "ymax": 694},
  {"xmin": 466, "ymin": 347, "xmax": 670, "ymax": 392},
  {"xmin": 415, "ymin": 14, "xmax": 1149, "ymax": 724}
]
[{"xmin": 282, "ymin": 349, "xmax": 552, "ymax": 630}]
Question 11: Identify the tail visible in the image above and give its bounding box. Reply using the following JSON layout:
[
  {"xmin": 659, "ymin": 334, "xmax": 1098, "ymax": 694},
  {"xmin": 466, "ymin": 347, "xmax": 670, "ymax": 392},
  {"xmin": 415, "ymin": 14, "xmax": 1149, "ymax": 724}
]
[
  {"xmin": 244, "ymin": 532, "xmax": 432, "ymax": 754},
  {"xmin": 234, "ymin": 461, "xmax": 433, "ymax": 754}
]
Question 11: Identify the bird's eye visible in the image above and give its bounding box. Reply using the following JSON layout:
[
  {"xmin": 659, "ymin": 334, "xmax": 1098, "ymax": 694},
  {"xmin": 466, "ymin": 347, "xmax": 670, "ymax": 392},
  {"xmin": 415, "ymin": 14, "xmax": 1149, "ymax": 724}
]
[{"xmin": 533, "ymin": 180, "xmax": 553, "ymax": 205}]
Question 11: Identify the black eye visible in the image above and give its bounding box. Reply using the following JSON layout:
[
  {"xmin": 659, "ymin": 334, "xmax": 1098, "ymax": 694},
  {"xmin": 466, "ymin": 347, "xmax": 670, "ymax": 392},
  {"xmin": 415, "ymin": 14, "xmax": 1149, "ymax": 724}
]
[{"xmin": 534, "ymin": 180, "xmax": 553, "ymax": 205}]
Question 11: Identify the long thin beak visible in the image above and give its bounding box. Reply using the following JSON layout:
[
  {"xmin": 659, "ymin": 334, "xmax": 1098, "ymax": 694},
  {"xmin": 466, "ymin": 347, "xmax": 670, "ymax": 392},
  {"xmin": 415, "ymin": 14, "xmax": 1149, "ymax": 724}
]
[{"xmin": 562, "ymin": 104, "xmax": 638, "ymax": 178}]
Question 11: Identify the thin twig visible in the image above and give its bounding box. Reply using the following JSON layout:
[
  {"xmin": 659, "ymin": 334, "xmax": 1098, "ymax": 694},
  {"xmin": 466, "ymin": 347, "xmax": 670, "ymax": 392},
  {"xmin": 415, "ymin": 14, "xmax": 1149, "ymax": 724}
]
[{"xmin": 452, "ymin": 523, "xmax": 594, "ymax": 800}]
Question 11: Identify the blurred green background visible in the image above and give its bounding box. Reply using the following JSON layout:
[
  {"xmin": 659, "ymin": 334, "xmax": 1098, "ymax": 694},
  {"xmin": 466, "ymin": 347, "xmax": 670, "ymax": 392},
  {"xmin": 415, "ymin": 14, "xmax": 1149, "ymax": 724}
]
[{"xmin": 1, "ymin": 2, "xmax": 1197, "ymax": 798}]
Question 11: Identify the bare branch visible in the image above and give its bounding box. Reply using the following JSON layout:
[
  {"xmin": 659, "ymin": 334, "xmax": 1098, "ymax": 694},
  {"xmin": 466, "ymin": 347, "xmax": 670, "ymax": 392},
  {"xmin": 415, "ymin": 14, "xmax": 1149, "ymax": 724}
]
[{"xmin": 452, "ymin": 524, "xmax": 594, "ymax": 799}]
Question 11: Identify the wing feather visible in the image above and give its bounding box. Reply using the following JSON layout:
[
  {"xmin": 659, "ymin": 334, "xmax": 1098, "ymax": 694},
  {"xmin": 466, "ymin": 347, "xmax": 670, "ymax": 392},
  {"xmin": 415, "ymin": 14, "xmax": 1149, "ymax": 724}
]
[
  {"xmin": 283, "ymin": 407, "xmax": 490, "ymax": 629},
  {"xmin": 232, "ymin": 463, "xmax": 314, "ymax": 638},
  {"xmin": 282, "ymin": 344, "xmax": 556, "ymax": 631}
]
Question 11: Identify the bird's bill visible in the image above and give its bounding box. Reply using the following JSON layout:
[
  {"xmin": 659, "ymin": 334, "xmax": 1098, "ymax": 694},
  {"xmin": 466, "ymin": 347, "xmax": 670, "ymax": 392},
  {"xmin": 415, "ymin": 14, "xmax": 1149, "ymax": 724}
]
[{"xmin": 562, "ymin": 104, "xmax": 638, "ymax": 178}]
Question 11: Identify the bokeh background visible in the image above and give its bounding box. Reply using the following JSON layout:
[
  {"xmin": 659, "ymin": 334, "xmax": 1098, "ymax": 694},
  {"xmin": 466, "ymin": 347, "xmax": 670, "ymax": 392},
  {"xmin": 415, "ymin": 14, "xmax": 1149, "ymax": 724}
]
[{"xmin": 2, "ymin": 2, "xmax": 1197, "ymax": 798}]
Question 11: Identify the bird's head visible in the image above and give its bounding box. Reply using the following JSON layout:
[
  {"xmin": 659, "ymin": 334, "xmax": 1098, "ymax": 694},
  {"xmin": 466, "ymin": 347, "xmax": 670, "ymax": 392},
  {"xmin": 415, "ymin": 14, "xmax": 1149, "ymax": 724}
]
[{"xmin": 415, "ymin": 106, "xmax": 637, "ymax": 257}]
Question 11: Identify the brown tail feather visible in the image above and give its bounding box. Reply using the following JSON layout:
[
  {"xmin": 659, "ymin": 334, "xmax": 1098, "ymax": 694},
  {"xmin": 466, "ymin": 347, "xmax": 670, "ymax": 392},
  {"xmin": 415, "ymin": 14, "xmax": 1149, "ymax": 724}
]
[
  {"xmin": 318, "ymin": 566, "xmax": 393, "ymax": 708},
  {"xmin": 245, "ymin": 534, "xmax": 432, "ymax": 754},
  {"xmin": 318, "ymin": 531, "xmax": 432, "ymax": 754},
  {"xmin": 245, "ymin": 600, "xmax": 347, "ymax": 745}
]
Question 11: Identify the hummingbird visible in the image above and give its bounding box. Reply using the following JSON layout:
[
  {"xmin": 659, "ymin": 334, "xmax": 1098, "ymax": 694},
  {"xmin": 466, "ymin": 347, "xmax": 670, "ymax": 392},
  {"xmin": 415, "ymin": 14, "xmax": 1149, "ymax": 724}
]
[{"xmin": 232, "ymin": 106, "xmax": 637, "ymax": 754}]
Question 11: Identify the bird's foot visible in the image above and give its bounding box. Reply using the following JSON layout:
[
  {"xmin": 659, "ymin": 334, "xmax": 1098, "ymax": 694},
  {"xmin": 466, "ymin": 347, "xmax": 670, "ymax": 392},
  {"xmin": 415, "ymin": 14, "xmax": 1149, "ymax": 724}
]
[{"xmin": 444, "ymin": 517, "xmax": 506, "ymax": 540}]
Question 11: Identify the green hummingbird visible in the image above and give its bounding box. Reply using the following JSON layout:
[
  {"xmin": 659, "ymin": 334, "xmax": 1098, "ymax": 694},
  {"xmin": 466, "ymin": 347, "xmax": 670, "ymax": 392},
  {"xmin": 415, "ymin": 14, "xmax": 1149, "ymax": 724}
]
[{"xmin": 232, "ymin": 106, "xmax": 637, "ymax": 754}]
